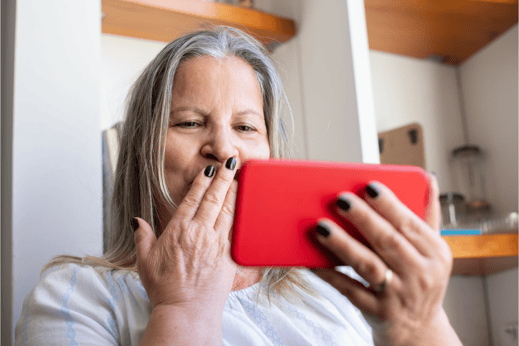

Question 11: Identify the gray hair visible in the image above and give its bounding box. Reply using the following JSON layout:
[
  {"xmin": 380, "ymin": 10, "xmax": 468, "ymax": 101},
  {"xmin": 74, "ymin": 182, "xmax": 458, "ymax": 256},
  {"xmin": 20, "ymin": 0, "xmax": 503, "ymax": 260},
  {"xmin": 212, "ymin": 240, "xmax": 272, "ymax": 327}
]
[{"xmin": 45, "ymin": 27, "xmax": 315, "ymax": 301}]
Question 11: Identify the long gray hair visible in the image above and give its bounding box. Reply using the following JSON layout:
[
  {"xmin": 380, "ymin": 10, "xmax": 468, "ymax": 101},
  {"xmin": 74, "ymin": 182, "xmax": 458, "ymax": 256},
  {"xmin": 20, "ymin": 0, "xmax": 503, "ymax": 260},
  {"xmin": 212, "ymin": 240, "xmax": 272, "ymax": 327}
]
[{"xmin": 45, "ymin": 27, "xmax": 315, "ymax": 301}]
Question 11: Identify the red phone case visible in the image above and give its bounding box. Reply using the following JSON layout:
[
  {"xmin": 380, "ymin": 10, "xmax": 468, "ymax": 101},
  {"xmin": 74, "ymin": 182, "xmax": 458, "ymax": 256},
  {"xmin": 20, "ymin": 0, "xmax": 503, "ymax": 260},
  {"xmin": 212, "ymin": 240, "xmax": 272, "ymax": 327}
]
[{"xmin": 231, "ymin": 159, "xmax": 430, "ymax": 268}]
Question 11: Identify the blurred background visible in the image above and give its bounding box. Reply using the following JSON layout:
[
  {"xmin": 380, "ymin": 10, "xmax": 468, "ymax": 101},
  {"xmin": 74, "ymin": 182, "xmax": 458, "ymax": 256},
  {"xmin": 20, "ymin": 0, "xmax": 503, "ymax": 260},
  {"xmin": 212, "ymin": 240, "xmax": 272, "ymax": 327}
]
[{"xmin": 2, "ymin": 0, "xmax": 518, "ymax": 345}]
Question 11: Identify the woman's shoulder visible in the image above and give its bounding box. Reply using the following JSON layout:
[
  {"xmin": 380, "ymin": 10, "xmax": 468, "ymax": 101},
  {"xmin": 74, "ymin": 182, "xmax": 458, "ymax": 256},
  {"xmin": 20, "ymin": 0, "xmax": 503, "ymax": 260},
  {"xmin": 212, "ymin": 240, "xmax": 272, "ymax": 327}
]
[
  {"xmin": 34, "ymin": 263, "xmax": 150, "ymax": 310},
  {"xmin": 38, "ymin": 263, "xmax": 137, "ymax": 294},
  {"xmin": 40, "ymin": 262, "xmax": 108, "ymax": 283},
  {"xmin": 15, "ymin": 263, "xmax": 150, "ymax": 346}
]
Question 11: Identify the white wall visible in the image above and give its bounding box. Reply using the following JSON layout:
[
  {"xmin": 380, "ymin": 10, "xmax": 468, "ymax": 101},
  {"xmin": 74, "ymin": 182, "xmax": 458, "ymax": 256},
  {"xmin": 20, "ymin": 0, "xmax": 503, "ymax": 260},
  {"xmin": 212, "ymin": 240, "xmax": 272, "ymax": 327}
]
[
  {"xmin": 370, "ymin": 24, "xmax": 518, "ymax": 218},
  {"xmin": 101, "ymin": 34, "xmax": 167, "ymax": 130},
  {"xmin": 486, "ymin": 269, "xmax": 519, "ymax": 346},
  {"xmin": 443, "ymin": 276, "xmax": 491, "ymax": 346},
  {"xmin": 253, "ymin": 0, "xmax": 380, "ymax": 163},
  {"xmin": 459, "ymin": 24, "xmax": 518, "ymax": 346},
  {"xmin": 11, "ymin": 0, "xmax": 103, "ymax": 340},
  {"xmin": 459, "ymin": 25, "xmax": 518, "ymax": 218},
  {"xmin": 370, "ymin": 52, "xmax": 466, "ymax": 193}
]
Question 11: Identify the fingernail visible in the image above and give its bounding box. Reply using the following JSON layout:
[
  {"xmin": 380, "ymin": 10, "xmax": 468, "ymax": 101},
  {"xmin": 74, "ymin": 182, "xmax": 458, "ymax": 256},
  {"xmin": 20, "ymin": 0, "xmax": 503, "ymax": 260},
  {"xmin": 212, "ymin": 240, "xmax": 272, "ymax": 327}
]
[
  {"xmin": 226, "ymin": 157, "xmax": 236, "ymax": 170},
  {"xmin": 336, "ymin": 195, "xmax": 352, "ymax": 211},
  {"xmin": 204, "ymin": 165, "xmax": 215, "ymax": 177},
  {"xmin": 131, "ymin": 217, "xmax": 139, "ymax": 232},
  {"xmin": 366, "ymin": 183, "xmax": 380, "ymax": 199},
  {"xmin": 315, "ymin": 222, "xmax": 331, "ymax": 237}
]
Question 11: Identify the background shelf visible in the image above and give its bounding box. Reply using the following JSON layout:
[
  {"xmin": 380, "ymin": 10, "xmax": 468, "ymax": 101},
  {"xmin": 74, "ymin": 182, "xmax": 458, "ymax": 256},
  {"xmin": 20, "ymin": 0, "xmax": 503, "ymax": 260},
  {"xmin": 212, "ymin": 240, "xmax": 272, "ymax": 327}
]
[
  {"xmin": 444, "ymin": 233, "xmax": 518, "ymax": 276},
  {"xmin": 101, "ymin": 0, "xmax": 296, "ymax": 47}
]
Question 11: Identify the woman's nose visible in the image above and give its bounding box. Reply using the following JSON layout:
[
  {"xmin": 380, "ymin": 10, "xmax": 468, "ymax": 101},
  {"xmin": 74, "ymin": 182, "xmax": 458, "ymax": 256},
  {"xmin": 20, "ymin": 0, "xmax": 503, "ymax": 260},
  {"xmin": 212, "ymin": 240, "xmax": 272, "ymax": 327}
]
[{"xmin": 200, "ymin": 127, "xmax": 239, "ymax": 163}]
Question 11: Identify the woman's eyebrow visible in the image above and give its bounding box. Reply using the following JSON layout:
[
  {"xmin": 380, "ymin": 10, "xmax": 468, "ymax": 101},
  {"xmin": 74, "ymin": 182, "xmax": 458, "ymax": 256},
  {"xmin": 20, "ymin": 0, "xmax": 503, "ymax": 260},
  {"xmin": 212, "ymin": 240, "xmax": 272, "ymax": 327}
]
[
  {"xmin": 170, "ymin": 107, "xmax": 263, "ymax": 119},
  {"xmin": 170, "ymin": 106, "xmax": 207, "ymax": 116},
  {"xmin": 235, "ymin": 109, "xmax": 263, "ymax": 119}
]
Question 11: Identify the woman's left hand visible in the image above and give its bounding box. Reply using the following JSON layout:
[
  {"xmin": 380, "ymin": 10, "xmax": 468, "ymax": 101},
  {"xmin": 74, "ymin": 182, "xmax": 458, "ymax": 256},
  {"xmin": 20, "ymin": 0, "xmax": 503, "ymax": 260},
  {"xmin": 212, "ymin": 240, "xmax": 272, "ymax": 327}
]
[{"xmin": 312, "ymin": 174, "xmax": 462, "ymax": 346}]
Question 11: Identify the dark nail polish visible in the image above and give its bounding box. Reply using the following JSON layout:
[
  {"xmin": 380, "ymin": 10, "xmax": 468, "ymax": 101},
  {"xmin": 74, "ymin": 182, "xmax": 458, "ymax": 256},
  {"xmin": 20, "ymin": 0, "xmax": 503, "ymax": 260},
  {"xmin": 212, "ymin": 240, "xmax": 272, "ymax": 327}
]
[
  {"xmin": 204, "ymin": 165, "xmax": 215, "ymax": 177},
  {"xmin": 366, "ymin": 184, "xmax": 380, "ymax": 198},
  {"xmin": 225, "ymin": 157, "xmax": 236, "ymax": 170},
  {"xmin": 131, "ymin": 218, "xmax": 139, "ymax": 232},
  {"xmin": 315, "ymin": 223, "xmax": 331, "ymax": 237},
  {"xmin": 336, "ymin": 195, "xmax": 352, "ymax": 211}
]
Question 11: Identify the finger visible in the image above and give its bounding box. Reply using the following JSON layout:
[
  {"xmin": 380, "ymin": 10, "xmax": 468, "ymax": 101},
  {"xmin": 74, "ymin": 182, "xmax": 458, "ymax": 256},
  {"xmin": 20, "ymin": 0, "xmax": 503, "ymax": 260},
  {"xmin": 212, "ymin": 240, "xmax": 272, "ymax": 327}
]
[
  {"xmin": 174, "ymin": 165, "xmax": 216, "ymax": 221},
  {"xmin": 335, "ymin": 193, "xmax": 423, "ymax": 273},
  {"xmin": 194, "ymin": 157, "xmax": 237, "ymax": 226},
  {"xmin": 214, "ymin": 180, "xmax": 238, "ymax": 236},
  {"xmin": 360, "ymin": 181, "xmax": 439, "ymax": 257},
  {"xmin": 315, "ymin": 220, "xmax": 389, "ymax": 287},
  {"xmin": 134, "ymin": 217, "xmax": 156, "ymax": 264},
  {"xmin": 311, "ymin": 268, "xmax": 379, "ymax": 316},
  {"xmin": 425, "ymin": 173, "xmax": 441, "ymax": 232}
]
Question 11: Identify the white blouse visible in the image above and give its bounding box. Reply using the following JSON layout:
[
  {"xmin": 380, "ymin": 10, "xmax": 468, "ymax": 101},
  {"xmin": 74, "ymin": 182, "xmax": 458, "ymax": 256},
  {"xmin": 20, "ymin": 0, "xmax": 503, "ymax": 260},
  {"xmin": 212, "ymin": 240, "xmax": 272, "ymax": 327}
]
[{"xmin": 15, "ymin": 264, "xmax": 373, "ymax": 345}]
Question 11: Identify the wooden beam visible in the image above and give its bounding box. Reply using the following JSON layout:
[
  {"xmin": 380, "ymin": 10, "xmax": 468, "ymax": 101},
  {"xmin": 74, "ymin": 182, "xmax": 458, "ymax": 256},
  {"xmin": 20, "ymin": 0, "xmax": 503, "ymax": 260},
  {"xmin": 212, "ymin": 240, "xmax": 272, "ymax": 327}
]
[
  {"xmin": 468, "ymin": 0, "xmax": 517, "ymax": 4},
  {"xmin": 102, "ymin": 0, "xmax": 296, "ymax": 46},
  {"xmin": 444, "ymin": 233, "xmax": 518, "ymax": 259},
  {"xmin": 444, "ymin": 233, "xmax": 518, "ymax": 275},
  {"xmin": 364, "ymin": 0, "xmax": 518, "ymax": 64}
]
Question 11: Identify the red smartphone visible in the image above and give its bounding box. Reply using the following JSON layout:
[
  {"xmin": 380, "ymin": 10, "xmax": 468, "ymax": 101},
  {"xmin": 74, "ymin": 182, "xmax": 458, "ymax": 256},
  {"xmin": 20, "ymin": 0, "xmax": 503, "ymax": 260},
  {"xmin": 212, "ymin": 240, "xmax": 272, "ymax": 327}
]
[{"xmin": 231, "ymin": 159, "xmax": 430, "ymax": 268}]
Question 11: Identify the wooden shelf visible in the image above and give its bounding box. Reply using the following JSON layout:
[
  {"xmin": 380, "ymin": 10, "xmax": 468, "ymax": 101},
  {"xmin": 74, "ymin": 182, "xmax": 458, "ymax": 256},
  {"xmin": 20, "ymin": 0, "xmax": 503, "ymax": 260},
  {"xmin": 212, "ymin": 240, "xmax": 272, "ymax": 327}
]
[
  {"xmin": 102, "ymin": 0, "xmax": 517, "ymax": 64},
  {"xmin": 101, "ymin": 0, "xmax": 296, "ymax": 47},
  {"xmin": 443, "ymin": 233, "xmax": 518, "ymax": 276},
  {"xmin": 364, "ymin": 0, "xmax": 518, "ymax": 65}
]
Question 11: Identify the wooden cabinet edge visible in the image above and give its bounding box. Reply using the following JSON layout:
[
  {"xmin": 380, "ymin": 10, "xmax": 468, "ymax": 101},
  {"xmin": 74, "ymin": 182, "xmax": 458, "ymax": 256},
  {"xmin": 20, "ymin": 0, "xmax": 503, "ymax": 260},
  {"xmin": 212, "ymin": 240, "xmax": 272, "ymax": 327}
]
[
  {"xmin": 443, "ymin": 233, "xmax": 518, "ymax": 276},
  {"xmin": 102, "ymin": 0, "xmax": 296, "ymax": 46},
  {"xmin": 451, "ymin": 256, "xmax": 518, "ymax": 276},
  {"xmin": 443, "ymin": 233, "xmax": 518, "ymax": 259}
]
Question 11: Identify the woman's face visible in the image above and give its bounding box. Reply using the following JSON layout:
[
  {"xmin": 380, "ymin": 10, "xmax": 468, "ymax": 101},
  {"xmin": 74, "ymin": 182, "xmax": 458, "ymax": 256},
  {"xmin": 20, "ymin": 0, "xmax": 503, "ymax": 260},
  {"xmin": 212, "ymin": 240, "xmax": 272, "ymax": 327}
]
[{"xmin": 163, "ymin": 55, "xmax": 270, "ymax": 213}]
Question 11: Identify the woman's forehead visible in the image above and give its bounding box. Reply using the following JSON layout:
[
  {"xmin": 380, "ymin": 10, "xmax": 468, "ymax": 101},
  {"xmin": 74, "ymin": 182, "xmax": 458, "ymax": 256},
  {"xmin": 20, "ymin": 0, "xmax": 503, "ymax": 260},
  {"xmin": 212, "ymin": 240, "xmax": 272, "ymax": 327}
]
[
  {"xmin": 171, "ymin": 55, "xmax": 263, "ymax": 111},
  {"xmin": 174, "ymin": 55, "xmax": 257, "ymax": 86}
]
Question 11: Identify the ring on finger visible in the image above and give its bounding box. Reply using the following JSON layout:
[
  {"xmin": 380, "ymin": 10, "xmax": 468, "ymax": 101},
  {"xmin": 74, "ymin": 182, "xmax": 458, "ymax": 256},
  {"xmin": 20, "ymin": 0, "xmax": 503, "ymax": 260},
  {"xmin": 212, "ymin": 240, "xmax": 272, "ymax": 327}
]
[{"xmin": 372, "ymin": 268, "xmax": 393, "ymax": 292}]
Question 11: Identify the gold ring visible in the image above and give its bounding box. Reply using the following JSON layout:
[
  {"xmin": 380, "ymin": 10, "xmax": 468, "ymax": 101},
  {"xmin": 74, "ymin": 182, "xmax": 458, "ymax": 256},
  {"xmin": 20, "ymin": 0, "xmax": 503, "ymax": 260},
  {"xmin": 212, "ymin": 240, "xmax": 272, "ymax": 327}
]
[{"xmin": 372, "ymin": 268, "xmax": 393, "ymax": 292}]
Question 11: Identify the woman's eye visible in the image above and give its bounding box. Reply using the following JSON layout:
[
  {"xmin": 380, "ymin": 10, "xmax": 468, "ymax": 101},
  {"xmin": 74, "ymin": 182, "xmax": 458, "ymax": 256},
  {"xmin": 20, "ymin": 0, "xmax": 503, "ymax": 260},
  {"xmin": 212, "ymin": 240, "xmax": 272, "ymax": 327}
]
[
  {"xmin": 236, "ymin": 125, "xmax": 255, "ymax": 132},
  {"xmin": 176, "ymin": 121, "xmax": 200, "ymax": 128}
]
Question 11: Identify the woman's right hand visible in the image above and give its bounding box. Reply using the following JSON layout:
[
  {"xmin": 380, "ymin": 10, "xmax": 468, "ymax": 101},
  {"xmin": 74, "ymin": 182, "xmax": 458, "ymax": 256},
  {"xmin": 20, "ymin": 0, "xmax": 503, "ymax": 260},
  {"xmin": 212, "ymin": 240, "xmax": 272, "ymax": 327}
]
[{"xmin": 133, "ymin": 157, "xmax": 238, "ymax": 316}]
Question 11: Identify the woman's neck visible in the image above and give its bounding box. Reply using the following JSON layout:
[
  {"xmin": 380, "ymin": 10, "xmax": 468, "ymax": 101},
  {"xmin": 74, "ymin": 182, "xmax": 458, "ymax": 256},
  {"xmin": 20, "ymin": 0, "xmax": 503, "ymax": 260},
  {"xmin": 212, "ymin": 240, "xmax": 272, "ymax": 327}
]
[{"xmin": 231, "ymin": 267, "xmax": 263, "ymax": 291}]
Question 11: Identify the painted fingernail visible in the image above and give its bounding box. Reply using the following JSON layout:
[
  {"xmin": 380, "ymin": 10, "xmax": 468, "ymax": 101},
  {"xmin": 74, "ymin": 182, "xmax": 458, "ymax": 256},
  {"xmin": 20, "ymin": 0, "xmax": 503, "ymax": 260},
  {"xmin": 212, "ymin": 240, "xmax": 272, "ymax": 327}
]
[
  {"xmin": 337, "ymin": 195, "xmax": 352, "ymax": 211},
  {"xmin": 204, "ymin": 165, "xmax": 215, "ymax": 177},
  {"xmin": 226, "ymin": 157, "xmax": 236, "ymax": 170},
  {"xmin": 131, "ymin": 217, "xmax": 139, "ymax": 232},
  {"xmin": 366, "ymin": 184, "xmax": 380, "ymax": 199},
  {"xmin": 315, "ymin": 222, "xmax": 331, "ymax": 237}
]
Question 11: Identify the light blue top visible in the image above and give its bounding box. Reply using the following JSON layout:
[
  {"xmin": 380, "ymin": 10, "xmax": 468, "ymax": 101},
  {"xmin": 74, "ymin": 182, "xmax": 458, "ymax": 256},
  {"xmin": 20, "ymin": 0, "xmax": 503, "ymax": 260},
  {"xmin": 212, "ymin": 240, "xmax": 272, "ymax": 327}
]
[{"xmin": 15, "ymin": 264, "xmax": 373, "ymax": 345}]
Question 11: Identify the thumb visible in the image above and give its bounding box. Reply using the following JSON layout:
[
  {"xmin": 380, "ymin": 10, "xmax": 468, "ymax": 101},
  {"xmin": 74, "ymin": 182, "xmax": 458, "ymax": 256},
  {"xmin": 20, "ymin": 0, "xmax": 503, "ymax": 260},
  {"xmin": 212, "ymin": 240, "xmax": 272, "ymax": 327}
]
[
  {"xmin": 425, "ymin": 172, "xmax": 441, "ymax": 232},
  {"xmin": 133, "ymin": 217, "xmax": 156, "ymax": 262}
]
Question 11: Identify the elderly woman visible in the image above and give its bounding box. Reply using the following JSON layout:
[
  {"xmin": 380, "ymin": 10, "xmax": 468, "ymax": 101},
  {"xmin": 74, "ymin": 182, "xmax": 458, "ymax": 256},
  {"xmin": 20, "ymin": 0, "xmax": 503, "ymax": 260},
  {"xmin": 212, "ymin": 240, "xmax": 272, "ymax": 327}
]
[{"xmin": 16, "ymin": 27, "xmax": 461, "ymax": 345}]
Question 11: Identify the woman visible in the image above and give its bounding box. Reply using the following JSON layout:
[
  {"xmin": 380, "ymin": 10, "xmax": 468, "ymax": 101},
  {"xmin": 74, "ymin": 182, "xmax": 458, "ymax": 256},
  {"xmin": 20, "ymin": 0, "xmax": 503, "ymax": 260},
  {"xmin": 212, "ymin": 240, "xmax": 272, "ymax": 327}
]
[{"xmin": 16, "ymin": 27, "xmax": 461, "ymax": 345}]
